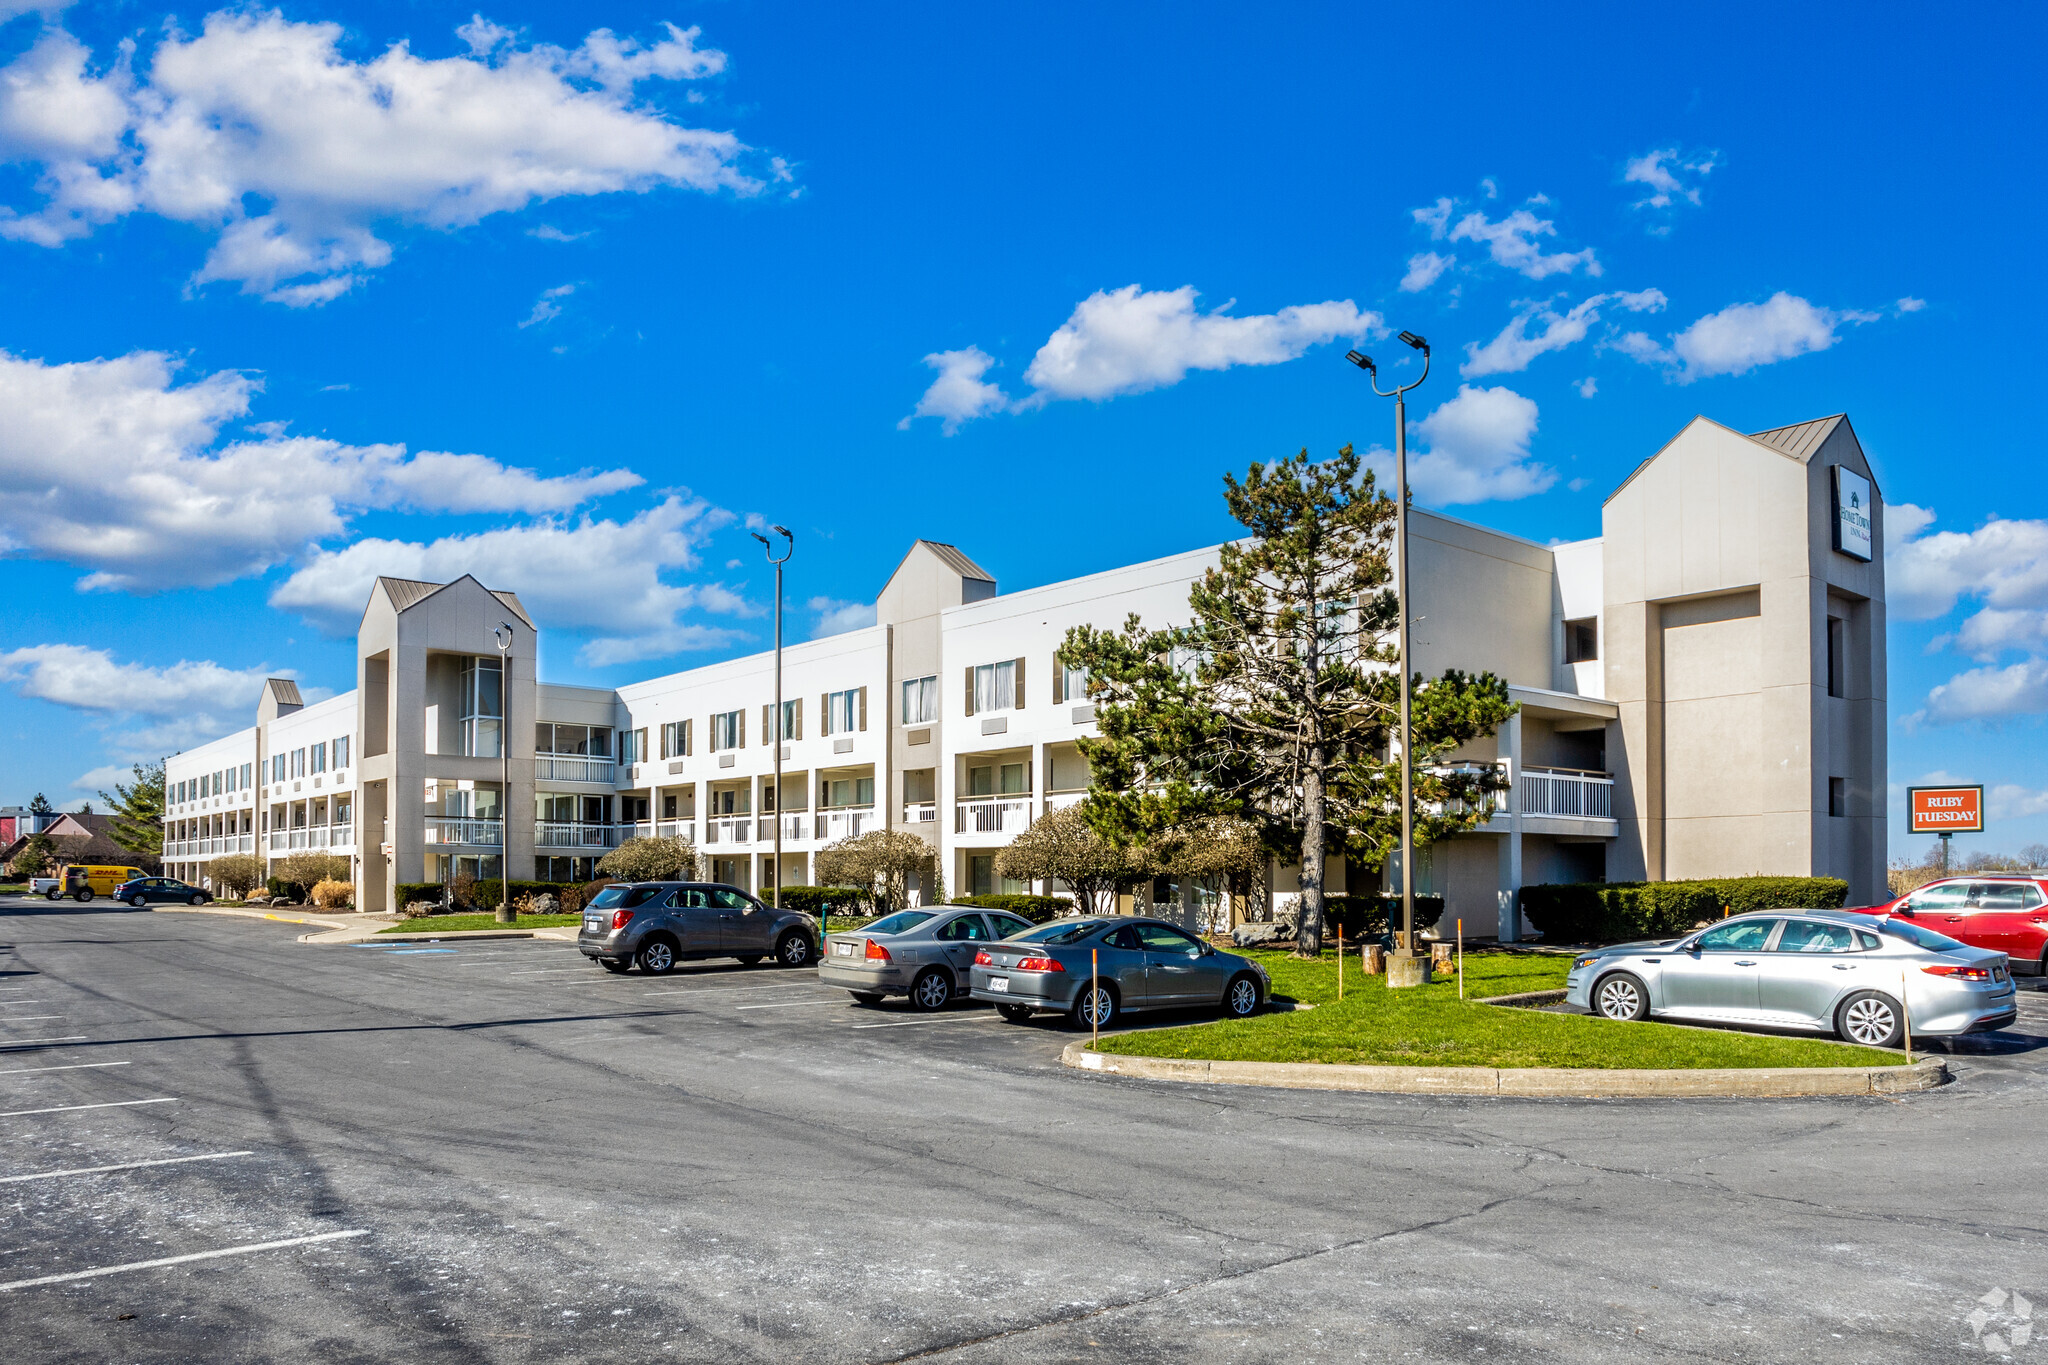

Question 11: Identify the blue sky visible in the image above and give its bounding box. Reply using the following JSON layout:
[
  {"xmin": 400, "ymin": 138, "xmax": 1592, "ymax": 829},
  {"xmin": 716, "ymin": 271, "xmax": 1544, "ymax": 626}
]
[{"xmin": 1, "ymin": 1, "xmax": 2043, "ymax": 863}]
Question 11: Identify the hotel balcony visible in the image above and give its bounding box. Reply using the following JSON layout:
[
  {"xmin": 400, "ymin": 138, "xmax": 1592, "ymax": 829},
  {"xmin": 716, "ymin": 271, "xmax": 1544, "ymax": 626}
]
[
  {"xmin": 535, "ymin": 756, "xmax": 616, "ymax": 785},
  {"xmin": 1518, "ymin": 766, "xmax": 1615, "ymax": 820},
  {"xmin": 814, "ymin": 806, "xmax": 876, "ymax": 843},
  {"xmin": 1043, "ymin": 790, "xmax": 1086, "ymax": 816},
  {"xmin": 532, "ymin": 820, "xmax": 695, "ymax": 851},
  {"xmin": 955, "ymin": 796, "xmax": 1033, "ymax": 837},
  {"xmin": 423, "ymin": 817, "xmax": 504, "ymax": 847},
  {"xmin": 265, "ymin": 824, "xmax": 354, "ymax": 853},
  {"xmin": 902, "ymin": 801, "xmax": 937, "ymax": 826},
  {"xmin": 703, "ymin": 816, "xmax": 754, "ymax": 846}
]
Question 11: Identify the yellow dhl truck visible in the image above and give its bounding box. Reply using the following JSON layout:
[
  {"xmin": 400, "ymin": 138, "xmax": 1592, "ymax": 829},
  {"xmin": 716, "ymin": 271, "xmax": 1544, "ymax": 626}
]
[{"xmin": 42, "ymin": 864, "xmax": 147, "ymax": 902}]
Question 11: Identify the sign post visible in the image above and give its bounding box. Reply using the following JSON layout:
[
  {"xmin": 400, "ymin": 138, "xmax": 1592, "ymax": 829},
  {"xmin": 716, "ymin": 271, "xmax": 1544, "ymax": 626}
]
[{"xmin": 1907, "ymin": 785, "xmax": 1984, "ymax": 876}]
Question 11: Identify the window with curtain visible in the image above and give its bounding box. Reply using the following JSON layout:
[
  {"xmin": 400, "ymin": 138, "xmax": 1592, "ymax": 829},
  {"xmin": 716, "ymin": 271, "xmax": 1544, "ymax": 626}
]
[
  {"xmin": 973, "ymin": 661, "xmax": 1015, "ymax": 713},
  {"xmin": 662, "ymin": 721, "xmax": 686, "ymax": 758},
  {"xmin": 780, "ymin": 699, "xmax": 801, "ymax": 741},
  {"xmin": 712, "ymin": 710, "xmax": 742, "ymax": 751},
  {"xmin": 310, "ymin": 742, "xmax": 326, "ymax": 774},
  {"xmin": 1062, "ymin": 662, "xmax": 1089, "ymax": 702},
  {"xmin": 333, "ymin": 736, "xmax": 349, "ymax": 769},
  {"xmin": 901, "ymin": 676, "xmax": 937, "ymax": 725},
  {"xmin": 826, "ymin": 689, "xmax": 860, "ymax": 734}
]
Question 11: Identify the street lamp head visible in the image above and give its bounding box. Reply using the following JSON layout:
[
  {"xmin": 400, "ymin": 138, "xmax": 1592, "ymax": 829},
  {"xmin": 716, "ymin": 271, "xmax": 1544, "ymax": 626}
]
[
  {"xmin": 1398, "ymin": 331, "xmax": 1430, "ymax": 354},
  {"xmin": 493, "ymin": 622, "xmax": 513, "ymax": 653},
  {"xmin": 750, "ymin": 531, "xmax": 771, "ymax": 549},
  {"xmin": 771, "ymin": 524, "xmax": 792, "ymax": 540},
  {"xmin": 1345, "ymin": 350, "xmax": 1376, "ymax": 374}
]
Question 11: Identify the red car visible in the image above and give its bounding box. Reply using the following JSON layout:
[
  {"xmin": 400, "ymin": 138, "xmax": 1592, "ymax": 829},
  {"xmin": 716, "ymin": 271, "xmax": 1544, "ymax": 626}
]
[{"xmin": 1863, "ymin": 876, "xmax": 2048, "ymax": 975}]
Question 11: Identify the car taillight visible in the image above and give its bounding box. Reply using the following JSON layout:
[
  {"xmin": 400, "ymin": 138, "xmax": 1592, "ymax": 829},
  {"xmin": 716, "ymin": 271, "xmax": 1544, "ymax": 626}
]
[
  {"xmin": 1923, "ymin": 964, "xmax": 1993, "ymax": 981},
  {"xmin": 973, "ymin": 950, "xmax": 993, "ymax": 966},
  {"xmin": 865, "ymin": 939, "xmax": 891, "ymax": 961},
  {"xmin": 611, "ymin": 909, "xmax": 634, "ymax": 931},
  {"xmin": 1014, "ymin": 956, "xmax": 1064, "ymax": 973}
]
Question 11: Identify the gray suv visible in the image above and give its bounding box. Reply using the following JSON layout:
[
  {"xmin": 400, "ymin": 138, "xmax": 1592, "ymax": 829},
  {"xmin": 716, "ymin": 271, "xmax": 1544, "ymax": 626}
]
[{"xmin": 577, "ymin": 882, "xmax": 819, "ymax": 975}]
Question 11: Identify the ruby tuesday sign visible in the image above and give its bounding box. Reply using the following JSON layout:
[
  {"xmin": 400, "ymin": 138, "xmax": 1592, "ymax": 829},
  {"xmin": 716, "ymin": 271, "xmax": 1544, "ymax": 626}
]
[{"xmin": 1909, "ymin": 785, "xmax": 1984, "ymax": 835}]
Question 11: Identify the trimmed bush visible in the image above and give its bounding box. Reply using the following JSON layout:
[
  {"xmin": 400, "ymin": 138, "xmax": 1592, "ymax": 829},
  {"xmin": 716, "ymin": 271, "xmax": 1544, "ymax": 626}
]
[
  {"xmin": 953, "ymin": 893, "xmax": 1074, "ymax": 923},
  {"xmin": 1319, "ymin": 894, "xmax": 1448, "ymax": 943},
  {"xmin": 1520, "ymin": 876, "xmax": 1849, "ymax": 944},
  {"xmin": 770, "ymin": 885, "xmax": 863, "ymax": 915}
]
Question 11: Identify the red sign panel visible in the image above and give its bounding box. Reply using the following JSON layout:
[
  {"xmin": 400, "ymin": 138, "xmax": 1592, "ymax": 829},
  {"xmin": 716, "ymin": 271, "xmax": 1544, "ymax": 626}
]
[{"xmin": 1907, "ymin": 785, "xmax": 1984, "ymax": 835}]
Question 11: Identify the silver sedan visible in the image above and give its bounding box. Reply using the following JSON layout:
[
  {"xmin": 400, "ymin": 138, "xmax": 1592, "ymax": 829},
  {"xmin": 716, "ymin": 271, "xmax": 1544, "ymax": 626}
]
[
  {"xmin": 818, "ymin": 905, "xmax": 1035, "ymax": 1010},
  {"xmin": 1564, "ymin": 910, "xmax": 2018, "ymax": 1046},
  {"xmin": 967, "ymin": 916, "xmax": 1269, "ymax": 1028}
]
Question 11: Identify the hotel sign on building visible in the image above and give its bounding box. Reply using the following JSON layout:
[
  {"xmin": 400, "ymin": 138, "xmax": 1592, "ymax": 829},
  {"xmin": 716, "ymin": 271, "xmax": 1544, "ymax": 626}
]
[{"xmin": 1833, "ymin": 464, "xmax": 1874, "ymax": 561}]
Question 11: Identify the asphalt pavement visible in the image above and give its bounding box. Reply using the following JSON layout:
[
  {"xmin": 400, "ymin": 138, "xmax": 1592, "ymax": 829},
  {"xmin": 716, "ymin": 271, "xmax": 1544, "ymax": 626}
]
[{"xmin": 2, "ymin": 898, "xmax": 2046, "ymax": 1363}]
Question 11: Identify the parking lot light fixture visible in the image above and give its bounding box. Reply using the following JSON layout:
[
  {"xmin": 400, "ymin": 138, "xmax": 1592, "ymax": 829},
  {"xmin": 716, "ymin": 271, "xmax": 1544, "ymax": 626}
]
[
  {"xmin": 754, "ymin": 526, "xmax": 794, "ymax": 909},
  {"xmin": 1348, "ymin": 332, "xmax": 1432, "ymax": 986},
  {"xmin": 493, "ymin": 621, "xmax": 515, "ymax": 925}
]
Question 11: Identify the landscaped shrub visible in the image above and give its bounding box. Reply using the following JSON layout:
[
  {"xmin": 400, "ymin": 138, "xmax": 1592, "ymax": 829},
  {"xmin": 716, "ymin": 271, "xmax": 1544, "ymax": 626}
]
[
  {"xmin": 953, "ymin": 893, "xmax": 1074, "ymax": 923},
  {"xmin": 308, "ymin": 879, "xmax": 354, "ymax": 910},
  {"xmin": 1319, "ymin": 894, "xmax": 1448, "ymax": 942},
  {"xmin": 1519, "ymin": 876, "xmax": 1849, "ymax": 944},
  {"xmin": 395, "ymin": 882, "xmax": 446, "ymax": 911},
  {"xmin": 210, "ymin": 853, "xmax": 266, "ymax": 899},
  {"xmin": 771, "ymin": 885, "xmax": 863, "ymax": 916}
]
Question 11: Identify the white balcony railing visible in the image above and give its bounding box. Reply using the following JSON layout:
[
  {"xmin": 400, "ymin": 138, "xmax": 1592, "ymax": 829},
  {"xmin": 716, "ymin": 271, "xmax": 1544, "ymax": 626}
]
[
  {"xmin": 704, "ymin": 816, "xmax": 752, "ymax": 845},
  {"xmin": 815, "ymin": 806, "xmax": 875, "ymax": 843},
  {"xmin": 536, "ymin": 756, "xmax": 616, "ymax": 785},
  {"xmin": 1044, "ymin": 791, "xmax": 1087, "ymax": 816},
  {"xmin": 1427, "ymin": 762, "xmax": 1507, "ymax": 819},
  {"xmin": 775, "ymin": 812, "xmax": 810, "ymax": 843},
  {"xmin": 424, "ymin": 817, "xmax": 504, "ymax": 846},
  {"xmin": 903, "ymin": 801, "xmax": 937, "ymax": 825},
  {"xmin": 955, "ymin": 796, "xmax": 1033, "ymax": 836},
  {"xmin": 1519, "ymin": 767, "xmax": 1615, "ymax": 820}
]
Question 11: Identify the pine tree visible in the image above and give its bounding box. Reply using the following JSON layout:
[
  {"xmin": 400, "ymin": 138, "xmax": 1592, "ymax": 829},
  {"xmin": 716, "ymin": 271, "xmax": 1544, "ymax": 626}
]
[
  {"xmin": 1063, "ymin": 446, "xmax": 1515, "ymax": 954},
  {"xmin": 100, "ymin": 762, "xmax": 165, "ymax": 860},
  {"xmin": 28, "ymin": 792, "xmax": 52, "ymax": 816}
]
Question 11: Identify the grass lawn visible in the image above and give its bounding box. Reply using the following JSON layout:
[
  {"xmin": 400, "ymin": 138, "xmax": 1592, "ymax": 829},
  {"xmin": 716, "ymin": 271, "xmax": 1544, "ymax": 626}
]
[
  {"xmin": 378, "ymin": 914, "xmax": 584, "ymax": 934},
  {"xmin": 1094, "ymin": 947, "xmax": 1905, "ymax": 1070}
]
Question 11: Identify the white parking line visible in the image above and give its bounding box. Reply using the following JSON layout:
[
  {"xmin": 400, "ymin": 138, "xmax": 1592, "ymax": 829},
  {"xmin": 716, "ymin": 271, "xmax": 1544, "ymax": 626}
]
[
  {"xmin": 0, "ymin": 1037, "xmax": 86, "ymax": 1049},
  {"xmin": 643, "ymin": 982, "xmax": 825, "ymax": 998},
  {"xmin": 0, "ymin": 1151, "xmax": 253, "ymax": 1184},
  {"xmin": 0, "ymin": 1229, "xmax": 370, "ymax": 1292},
  {"xmin": 0, "ymin": 1016, "xmax": 64, "ymax": 1023},
  {"xmin": 502, "ymin": 968, "xmax": 604, "ymax": 977},
  {"xmin": 0, "ymin": 1061, "xmax": 130, "ymax": 1077},
  {"xmin": 735, "ymin": 1000, "xmax": 846, "ymax": 1011},
  {"xmin": 0, "ymin": 1098, "xmax": 177, "ymax": 1118},
  {"xmin": 0, "ymin": 1000, "xmax": 46, "ymax": 1005},
  {"xmin": 850, "ymin": 1014, "xmax": 1011, "ymax": 1030}
]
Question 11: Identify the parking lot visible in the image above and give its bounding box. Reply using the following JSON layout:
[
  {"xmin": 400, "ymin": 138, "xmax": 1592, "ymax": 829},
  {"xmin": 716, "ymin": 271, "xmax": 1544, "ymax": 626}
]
[{"xmin": 3, "ymin": 899, "xmax": 2048, "ymax": 1362}]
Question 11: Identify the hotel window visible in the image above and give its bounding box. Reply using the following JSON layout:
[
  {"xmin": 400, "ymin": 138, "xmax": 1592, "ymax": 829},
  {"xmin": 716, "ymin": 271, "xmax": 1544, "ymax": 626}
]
[
  {"xmin": 1827, "ymin": 617, "xmax": 1846, "ymax": 698},
  {"xmin": 765, "ymin": 698, "xmax": 801, "ymax": 743},
  {"xmin": 310, "ymin": 742, "xmax": 327, "ymax": 775},
  {"xmin": 621, "ymin": 727, "xmax": 648, "ymax": 765},
  {"xmin": 535, "ymin": 724, "xmax": 613, "ymax": 757},
  {"xmin": 175, "ymin": 780, "xmax": 185, "ymax": 804},
  {"xmin": 240, "ymin": 763, "xmax": 252, "ymax": 789},
  {"xmin": 333, "ymin": 737, "xmax": 349, "ymax": 770},
  {"xmin": 291, "ymin": 748, "xmax": 305, "ymax": 778},
  {"xmin": 272, "ymin": 754, "xmax": 285, "ymax": 783},
  {"xmin": 823, "ymin": 688, "xmax": 864, "ymax": 735},
  {"xmin": 825, "ymin": 776, "xmax": 875, "ymax": 808},
  {"xmin": 966, "ymin": 763, "xmax": 1027, "ymax": 797},
  {"xmin": 901, "ymin": 675, "xmax": 937, "ymax": 726},
  {"xmin": 211, "ymin": 771, "xmax": 221, "ymax": 795},
  {"xmin": 1829, "ymin": 777, "xmax": 1848, "ymax": 818},
  {"xmin": 661, "ymin": 720, "xmax": 691, "ymax": 758},
  {"xmin": 460, "ymin": 656, "xmax": 504, "ymax": 758},
  {"xmin": 1054, "ymin": 661, "xmax": 1089, "ymax": 705},
  {"xmin": 1565, "ymin": 617, "xmax": 1598, "ymax": 665},
  {"xmin": 711, "ymin": 709, "xmax": 744, "ymax": 751},
  {"xmin": 965, "ymin": 658, "xmax": 1022, "ymax": 716}
]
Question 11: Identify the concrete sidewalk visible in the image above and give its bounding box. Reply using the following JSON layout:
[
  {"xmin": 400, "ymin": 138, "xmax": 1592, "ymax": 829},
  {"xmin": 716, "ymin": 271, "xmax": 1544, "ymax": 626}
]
[{"xmin": 150, "ymin": 902, "xmax": 577, "ymax": 946}]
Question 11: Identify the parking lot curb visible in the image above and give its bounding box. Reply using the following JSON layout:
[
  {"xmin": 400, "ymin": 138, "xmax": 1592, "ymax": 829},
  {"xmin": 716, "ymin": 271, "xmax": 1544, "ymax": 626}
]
[
  {"xmin": 151, "ymin": 905, "xmax": 364, "ymax": 932},
  {"xmin": 1059, "ymin": 1041, "xmax": 1948, "ymax": 1098}
]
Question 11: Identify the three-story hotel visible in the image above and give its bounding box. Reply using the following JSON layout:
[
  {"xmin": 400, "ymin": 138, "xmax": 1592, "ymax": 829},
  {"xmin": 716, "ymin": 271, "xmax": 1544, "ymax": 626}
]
[{"xmin": 162, "ymin": 412, "xmax": 1890, "ymax": 936}]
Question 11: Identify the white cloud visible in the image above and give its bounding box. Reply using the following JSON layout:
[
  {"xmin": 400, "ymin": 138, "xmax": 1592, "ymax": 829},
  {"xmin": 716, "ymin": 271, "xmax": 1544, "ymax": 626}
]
[
  {"xmin": 1887, "ymin": 507, "xmax": 2048, "ymax": 622},
  {"xmin": 268, "ymin": 494, "xmax": 744, "ymax": 665},
  {"xmin": 1363, "ymin": 385, "xmax": 1553, "ymax": 506},
  {"xmin": 1399, "ymin": 251, "xmax": 1453, "ymax": 293},
  {"xmin": 72, "ymin": 764, "xmax": 131, "ymax": 795},
  {"xmin": 1020, "ymin": 285, "xmax": 1381, "ymax": 403},
  {"xmin": 1614, "ymin": 292, "xmax": 1878, "ymax": 382},
  {"xmin": 1576, "ymin": 377, "xmax": 1597, "ymax": 398},
  {"xmin": 0, "ymin": 347, "xmax": 642, "ymax": 592},
  {"xmin": 1416, "ymin": 198, "xmax": 1600, "ymax": 280},
  {"xmin": 1461, "ymin": 289, "xmax": 1666, "ymax": 377},
  {"xmin": 0, "ymin": 642, "xmax": 293, "ymax": 761},
  {"xmin": 1918, "ymin": 662, "xmax": 2048, "ymax": 726},
  {"xmin": 0, "ymin": 13, "xmax": 763, "ymax": 302},
  {"xmin": 1623, "ymin": 147, "xmax": 1717, "ymax": 214},
  {"xmin": 808, "ymin": 596, "xmax": 876, "ymax": 638},
  {"xmin": 1989, "ymin": 782, "xmax": 2048, "ymax": 821},
  {"xmin": 1897, "ymin": 296, "xmax": 1927, "ymax": 313},
  {"xmin": 899, "ymin": 347, "xmax": 1008, "ymax": 435},
  {"xmin": 520, "ymin": 283, "xmax": 576, "ymax": 328}
]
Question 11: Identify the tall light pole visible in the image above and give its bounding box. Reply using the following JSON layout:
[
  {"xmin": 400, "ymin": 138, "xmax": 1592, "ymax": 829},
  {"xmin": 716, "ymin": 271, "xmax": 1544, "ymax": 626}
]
[
  {"xmin": 493, "ymin": 620, "xmax": 515, "ymax": 924},
  {"xmin": 752, "ymin": 526, "xmax": 794, "ymax": 908},
  {"xmin": 1347, "ymin": 333, "xmax": 1431, "ymax": 986}
]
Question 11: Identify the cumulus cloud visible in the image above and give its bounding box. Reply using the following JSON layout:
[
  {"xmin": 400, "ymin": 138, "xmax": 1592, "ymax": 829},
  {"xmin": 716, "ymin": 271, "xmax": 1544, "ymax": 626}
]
[
  {"xmin": 0, "ymin": 12, "xmax": 764, "ymax": 302},
  {"xmin": 520, "ymin": 283, "xmax": 576, "ymax": 328},
  {"xmin": 1919, "ymin": 662, "xmax": 2048, "ymax": 726},
  {"xmin": 1614, "ymin": 292, "xmax": 1878, "ymax": 382},
  {"xmin": 808, "ymin": 596, "xmax": 876, "ymax": 638},
  {"xmin": 1461, "ymin": 289, "xmax": 1666, "ymax": 377},
  {"xmin": 904, "ymin": 285, "xmax": 1381, "ymax": 433},
  {"xmin": 1399, "ymin": 251, "xmax": 1453, "ymax": 293},
  {"xmin": 0, "ymin": 347, "xmax": 642, "ymax": 592},
  {"xmin": 899, "ymin": 347, "xmax": 1008, "ymax": 435},
  {"xmin": 1413, "ymin": 197, "xmax": 1600, "ymax": 280},
  {"xmin": 1623, "ymin": 147, "xmax": 1718, "ymax": 217},
  {"xmin": 1362, "ymin": 385, "xmax": 1553, "ymax": 506},
  {"xmin": 0, "ymin": 643, "xmax": 291, "ymax": 760},
  {"xmin": 1894, "ymin": 506, "xmax": 2048, "ymax": 724},
  {"xmin": 269, "ymin": 494, "xmax": 745, "ymax": 665}
]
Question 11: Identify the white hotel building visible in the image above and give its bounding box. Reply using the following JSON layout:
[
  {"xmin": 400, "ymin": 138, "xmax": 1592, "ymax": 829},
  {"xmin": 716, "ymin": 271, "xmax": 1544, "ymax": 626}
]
[{"xmin": 161, "ymin": 413, "xmax": 1889, "ymax": 935}]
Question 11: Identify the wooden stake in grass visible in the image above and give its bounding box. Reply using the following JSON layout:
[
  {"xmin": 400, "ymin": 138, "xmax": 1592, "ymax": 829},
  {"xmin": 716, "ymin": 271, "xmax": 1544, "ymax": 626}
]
[
  {"xmin": 1092, "ymin": 949, "xmax": 1100, "ymax": 1051},
  {"xmin": 1337, "ymin": 925, "xmax": 1344, "ymax": 1001},
  {"xmin": 1457, "ymin": 918, "xmax": 1464, "ymax": 1000},
  {"xmin": 1901, "ymin": 969, "xmax": 1913, "ymax": 1064}
]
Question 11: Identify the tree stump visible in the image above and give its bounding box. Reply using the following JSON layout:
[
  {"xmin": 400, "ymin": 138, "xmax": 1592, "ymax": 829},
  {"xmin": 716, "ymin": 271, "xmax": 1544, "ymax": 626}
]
[
  {"xmin": 1362, "ymin": 944, "xmax": 1385, "ymax": 975},
  {"xmin": 1430, "ymin": 942, "xmax": 1454, "ymax": 970}
]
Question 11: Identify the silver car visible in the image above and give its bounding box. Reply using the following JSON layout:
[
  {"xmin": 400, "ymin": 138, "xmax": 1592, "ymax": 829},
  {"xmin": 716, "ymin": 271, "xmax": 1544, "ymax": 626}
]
[
  {"xmin": 1564, "ymin": 909, "xmax": 2018, "ymax": 1046},
  {"xmin": 819, "ymin": 905, "xmax": 1036, "ymax": 1010},
  {"xmin": 577, "ymin": 882, "xmax": 819, "ymax": 975},
  {"xmin": 968, "ymin": 916, "xmax": 1269, "ymax": 1028}
]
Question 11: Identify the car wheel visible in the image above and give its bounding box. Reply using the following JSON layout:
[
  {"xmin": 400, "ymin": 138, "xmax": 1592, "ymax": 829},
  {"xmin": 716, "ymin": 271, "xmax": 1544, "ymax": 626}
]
[
  {"xmin": 45, "ymin": 890, "xmax": 60, "ymax": 901},
  {"xmin": 636, "ymin": 938, "xmax": 678, "ymax": 975},
  {"xmin": 1222, "ymin": 973, "xmax": 1261, "ymax": 1019},
  {"xmin": 909, "ymin": 968, "xmax": 952, "ymax": 1012},
  {"xmin": 1593, "ymin": 972, "xmax": 1650, "ymax": 1022},
  {"xmin": 996, "ymin": 1003, "xmax": 1033, "ymax": 1023},
  {"xmin": 599, "ymin": 958, "xmax": 631, "ymax": 974},
  {"xmin": 189, "ymin": 893, "xmax": 205, "ymax": 906},
  {"xmin": 75, "ymin": 889, "xmax": 93, "ymax": 903},
  {"xmin": 130, "ymin": 895, "xmax": 148, "ymax": 908},
  {"xmin": 775, "ymin": 931, "xmax": 814, "ymax": 968},
  {"xmin": 1068, "ymin": 980, "xmax": 1118, "ymax": 1030},
  {"xmin": 1837, "ymin": 990, "xmax": 1905, "ymax": 1048},
  {"xmin": 850, "ymin": 992, "xmax": 885, "ymax": 1007}
]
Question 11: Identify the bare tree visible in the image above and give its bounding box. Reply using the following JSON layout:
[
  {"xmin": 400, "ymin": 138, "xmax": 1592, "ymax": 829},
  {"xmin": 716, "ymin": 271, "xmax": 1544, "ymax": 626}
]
[{"xmin": 993, "ymin": 805, "xmax": 1152, "ymax": 915}]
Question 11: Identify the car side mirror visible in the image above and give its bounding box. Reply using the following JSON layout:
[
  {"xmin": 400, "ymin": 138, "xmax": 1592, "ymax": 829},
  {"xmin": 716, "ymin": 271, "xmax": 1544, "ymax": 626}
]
[{"xmin": 1895, "ymin": 905, "xmax": 1915, "ymax": 918}]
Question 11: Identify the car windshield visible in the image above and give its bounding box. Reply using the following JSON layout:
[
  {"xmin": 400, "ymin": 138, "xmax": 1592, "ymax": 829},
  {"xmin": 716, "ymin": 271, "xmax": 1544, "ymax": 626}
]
[
  {"xmin": 865, "ymin": 910, "xmax": 934, "ymax": 936},
  {"xmin": 1881, "ymin": 919, "xmax": 1970, "ymax": 953},
  {"xmin": 1011, "ymin": 919, "xmax": 1103, "ymax": 946}
]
